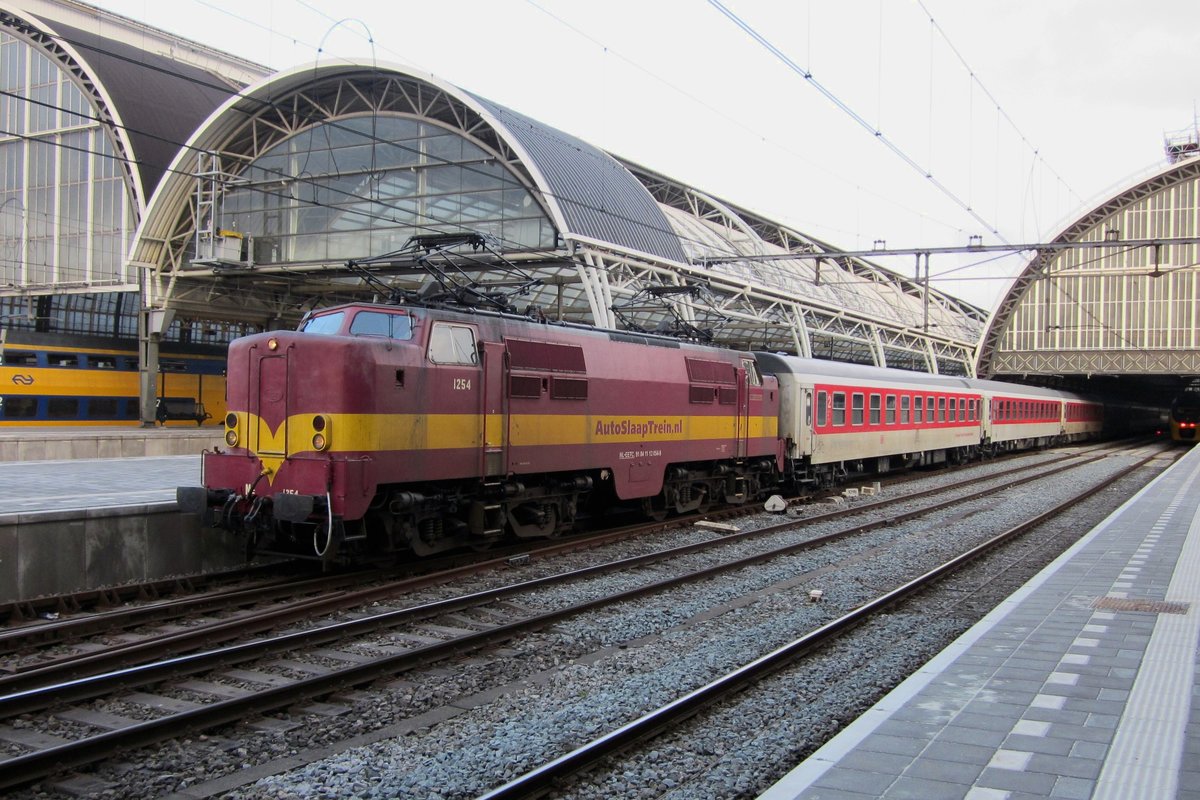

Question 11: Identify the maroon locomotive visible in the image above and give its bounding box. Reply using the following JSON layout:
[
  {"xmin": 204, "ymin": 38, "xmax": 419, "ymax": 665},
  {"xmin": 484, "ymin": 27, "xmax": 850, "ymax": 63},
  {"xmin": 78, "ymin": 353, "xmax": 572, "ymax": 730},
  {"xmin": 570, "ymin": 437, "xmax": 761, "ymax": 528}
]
[{"xmin": 178, "ymin": 301, "xmax": 782, "ymax": 560}]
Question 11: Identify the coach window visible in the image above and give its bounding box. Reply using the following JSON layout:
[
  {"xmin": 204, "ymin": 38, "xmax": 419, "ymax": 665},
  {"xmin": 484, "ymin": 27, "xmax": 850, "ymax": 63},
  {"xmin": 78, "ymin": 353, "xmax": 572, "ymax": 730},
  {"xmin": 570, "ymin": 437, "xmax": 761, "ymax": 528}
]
[
  {"xmin": 886, "ymin": 395, "xmax": 897, "ymax": 424},
  {"xmin": 2, "ymin": 397, "xmax": 36, "ymax": 418},
  {"xmin": 48, "ymin": 398, "xmax": 79, "ymax": 418},
  {"xmin": 938, "ymin": 397, "xmax": 947, "ymax": 422},
  {"xmin": 832, "ymin": 392, "xmax": 846, "ymax": 426},
  {"xmin": 913, "ymin": 395, "xmax": 922, "ymax": 424},
  {"xmin": 958, "ymin": 398, "xmax": 966, "ymax": 422},
  {"xmin": 948, "ymin": 397, "xmax": 957, "ymax": 422},
  {"xmin": 428, "ymin": 323, "xmax": 479, "ymax": 366},
  {"xmin": 817, "ymin": 391, "xmax": 828, "ymax": 427},
  {"xmin": 852, "ymin": 393, "xmax": 864, "ymax": 425},
  {"xmin": 901, "ymin": 395, "xmax": 910, "ymax": 425},
  {"xmin": 48, "ymin": 353, "xmax": 79, "ymax": 367},
  {"xmin": 968, "ymin": 398, "xmax": 977, "ymax": 421},
  {"xmin": 926, "ymin": 395, "xmax": 936, "ymax": 423},
  {"xmin": 869, "ymin": 394, "xmax": 881, "ymax": 425}
]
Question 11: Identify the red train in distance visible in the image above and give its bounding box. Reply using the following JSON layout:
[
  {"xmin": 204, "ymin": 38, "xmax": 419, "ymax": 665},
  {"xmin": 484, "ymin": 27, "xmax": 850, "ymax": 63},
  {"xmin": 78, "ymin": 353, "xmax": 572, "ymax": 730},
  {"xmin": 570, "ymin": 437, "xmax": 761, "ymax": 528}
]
[{"xmin": 178, "ymin": 300, "xmax": 1106, "ymax": 563}]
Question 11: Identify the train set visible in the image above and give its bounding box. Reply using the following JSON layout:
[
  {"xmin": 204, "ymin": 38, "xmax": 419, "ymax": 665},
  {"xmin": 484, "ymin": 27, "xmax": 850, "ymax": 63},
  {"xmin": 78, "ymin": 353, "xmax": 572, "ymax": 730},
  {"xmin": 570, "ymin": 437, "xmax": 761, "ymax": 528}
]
[
  {"xmin": 178, "ymin": 300, "xmax": 1110, "ymax": 563},
  {"xmin": 0, "ymin": 332, "xmax": 226, "ymax": 426}
]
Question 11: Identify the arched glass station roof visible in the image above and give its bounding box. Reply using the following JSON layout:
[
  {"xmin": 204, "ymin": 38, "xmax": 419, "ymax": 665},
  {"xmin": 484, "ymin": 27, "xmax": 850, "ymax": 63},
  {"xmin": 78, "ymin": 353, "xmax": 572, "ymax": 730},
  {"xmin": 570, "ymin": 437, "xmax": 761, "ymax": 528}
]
[
  {"xmin": 0, "ymin": 3, "xmax": 252, "ymax": 294},
  {"xmin": 979, "ymin": 155, "xmax": 1200, "ymax": 390},
  {"xmin": 135, "ymin": 61, "xmax": 985, "ymax": 374}
]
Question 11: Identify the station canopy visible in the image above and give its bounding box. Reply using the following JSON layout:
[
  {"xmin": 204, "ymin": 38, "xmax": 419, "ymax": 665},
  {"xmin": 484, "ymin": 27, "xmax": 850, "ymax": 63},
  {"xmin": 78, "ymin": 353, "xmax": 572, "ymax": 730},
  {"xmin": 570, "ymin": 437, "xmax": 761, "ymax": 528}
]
[
  {"xmin": 132, "ymin": 62, "xmax": 986, "ymax": 373},
  {"xmin": 978, "ymin": 155, "xmax": 1200, "ymax": 399}
]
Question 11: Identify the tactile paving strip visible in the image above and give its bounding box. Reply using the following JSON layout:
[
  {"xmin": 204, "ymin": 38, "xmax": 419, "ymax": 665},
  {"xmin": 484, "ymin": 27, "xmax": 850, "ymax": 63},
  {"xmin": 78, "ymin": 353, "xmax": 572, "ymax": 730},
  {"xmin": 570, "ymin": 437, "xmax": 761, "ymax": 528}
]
[{"xmin": 1091, "ymin": 597, "xmax": 1190, "ymax": 615}]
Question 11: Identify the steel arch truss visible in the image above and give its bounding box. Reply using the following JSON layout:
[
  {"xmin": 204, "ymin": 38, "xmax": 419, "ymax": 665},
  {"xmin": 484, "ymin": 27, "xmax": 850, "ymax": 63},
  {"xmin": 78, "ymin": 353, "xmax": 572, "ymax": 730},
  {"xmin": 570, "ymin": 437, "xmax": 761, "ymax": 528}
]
[
  {"xmin": 137, "ymin": 70, "xmax": 560, "ymax": 326},
  {"xmin": 979, "ymin": 158, "xmax": 1200, "ymax": 378}
]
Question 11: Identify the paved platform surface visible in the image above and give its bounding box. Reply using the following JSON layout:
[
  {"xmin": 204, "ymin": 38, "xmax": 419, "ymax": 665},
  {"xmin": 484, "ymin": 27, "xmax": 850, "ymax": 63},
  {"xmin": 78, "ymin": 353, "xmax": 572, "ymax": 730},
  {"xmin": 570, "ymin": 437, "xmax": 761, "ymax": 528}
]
[
  {"xmin": 0, "ymin": 426, "xmax": 219, "ymax": 461},
  {"xmin": 0, "ymin": 455, "xmax": 199, "ymax": 514},
  {"xmin": 760, "ymin": 443, "xmax": 1200, "ymax": 800}
]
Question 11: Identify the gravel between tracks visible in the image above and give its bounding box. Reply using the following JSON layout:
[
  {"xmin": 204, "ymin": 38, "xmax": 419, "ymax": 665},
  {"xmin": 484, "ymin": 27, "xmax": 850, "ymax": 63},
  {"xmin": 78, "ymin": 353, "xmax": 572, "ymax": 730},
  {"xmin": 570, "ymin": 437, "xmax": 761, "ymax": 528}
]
[{"xmin": 6, "ymin": 448, "xmax": 1160, "ymax": 800}]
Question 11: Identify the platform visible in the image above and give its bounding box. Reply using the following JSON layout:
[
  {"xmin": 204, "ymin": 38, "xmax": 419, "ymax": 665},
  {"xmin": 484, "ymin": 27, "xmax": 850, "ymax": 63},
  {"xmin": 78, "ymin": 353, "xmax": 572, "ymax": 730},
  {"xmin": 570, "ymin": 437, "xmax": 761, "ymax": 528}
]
[
  {"xmin": 0, "ymin": 425, "xmax": 221, "ymax": 462},
  {"xmin": 0, "ymin": 449, "xmax": 241, "ymax": 605},
  {"xmin": 760, "ymin": 444, "xmax": 1200, "ymax": 800},
  {"xmin": 0, "ymin": 455, "xmax": 199, "ymax": 513}
]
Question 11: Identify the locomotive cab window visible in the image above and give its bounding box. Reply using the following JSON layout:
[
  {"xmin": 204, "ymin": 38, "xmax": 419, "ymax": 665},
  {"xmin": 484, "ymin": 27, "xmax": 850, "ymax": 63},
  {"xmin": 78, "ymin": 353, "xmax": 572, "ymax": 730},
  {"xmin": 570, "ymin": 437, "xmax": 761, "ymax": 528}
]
[
  {"xmin": 349, "ymin": 311, "xmax": 413, "ymax": 340},
  {"xmin": 302, "ymin": 311, "xmax": 346, "ymax": 335},
  {"xmin": 741, "ymin": 359, "xmax": 762, "ymax": 387},
  {"xmin": 429, "ymin": 323, "xmax": 479, "ymax": 366}
]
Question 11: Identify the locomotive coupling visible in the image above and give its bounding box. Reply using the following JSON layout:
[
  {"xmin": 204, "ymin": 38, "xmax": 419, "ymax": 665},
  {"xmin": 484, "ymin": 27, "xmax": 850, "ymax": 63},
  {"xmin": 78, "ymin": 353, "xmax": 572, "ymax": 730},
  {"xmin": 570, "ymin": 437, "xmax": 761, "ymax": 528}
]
[{"xmin": 274, "ymin": 493, "xmax": 316, "ymax": 523}]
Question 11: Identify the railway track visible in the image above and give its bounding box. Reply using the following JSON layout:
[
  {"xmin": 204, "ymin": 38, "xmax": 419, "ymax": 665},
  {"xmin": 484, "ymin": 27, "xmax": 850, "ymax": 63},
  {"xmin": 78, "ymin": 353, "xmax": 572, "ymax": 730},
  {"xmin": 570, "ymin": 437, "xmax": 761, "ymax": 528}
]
[
  {"xmin": 480, "ymin": 444, "xmax": 1172, "ymax": 799},
  {"xmin": 0, "ymin": 441, "xmax": 1162, "ymax": 795},
  {"xmin": 0, "ymin": 445, "xmax": 1104, "ymax": 689}
]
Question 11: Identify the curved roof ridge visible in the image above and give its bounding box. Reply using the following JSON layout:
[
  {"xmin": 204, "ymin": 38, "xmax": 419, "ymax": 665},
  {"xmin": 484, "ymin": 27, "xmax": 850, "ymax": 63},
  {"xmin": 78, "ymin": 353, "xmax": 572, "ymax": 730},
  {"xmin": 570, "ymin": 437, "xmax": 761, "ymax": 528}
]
[
  {"xmin": 464, "ymin": 93, "xmax": 687, "ymax": 263},
  {"xmin": 1, "ymin": 5, "xmax": 242, "ymax": 202}
]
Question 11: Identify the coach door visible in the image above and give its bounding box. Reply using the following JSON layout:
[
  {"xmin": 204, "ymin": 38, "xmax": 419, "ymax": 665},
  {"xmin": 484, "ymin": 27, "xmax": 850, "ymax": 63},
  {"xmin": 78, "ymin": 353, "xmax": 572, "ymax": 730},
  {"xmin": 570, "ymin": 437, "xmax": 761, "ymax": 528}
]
[{"xmin": 481, "ymin": 341, "xmax": 507, "ymax": 476}]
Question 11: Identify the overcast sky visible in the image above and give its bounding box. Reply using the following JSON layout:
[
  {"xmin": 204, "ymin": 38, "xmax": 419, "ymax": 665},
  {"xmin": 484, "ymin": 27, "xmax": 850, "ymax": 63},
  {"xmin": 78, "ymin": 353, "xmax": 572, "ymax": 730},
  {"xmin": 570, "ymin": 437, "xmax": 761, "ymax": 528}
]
[{"xmin": 86, "ymin": 0, "xmax": 1200, "ymax": 309}]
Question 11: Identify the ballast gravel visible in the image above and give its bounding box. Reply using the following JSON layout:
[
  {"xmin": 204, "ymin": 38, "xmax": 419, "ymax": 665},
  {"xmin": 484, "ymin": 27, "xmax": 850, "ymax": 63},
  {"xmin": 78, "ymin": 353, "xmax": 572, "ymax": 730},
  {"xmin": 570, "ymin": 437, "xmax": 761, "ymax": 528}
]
[{"xmin": 3, "ymin": 449, "xmax": 1159, "ymax": 800}]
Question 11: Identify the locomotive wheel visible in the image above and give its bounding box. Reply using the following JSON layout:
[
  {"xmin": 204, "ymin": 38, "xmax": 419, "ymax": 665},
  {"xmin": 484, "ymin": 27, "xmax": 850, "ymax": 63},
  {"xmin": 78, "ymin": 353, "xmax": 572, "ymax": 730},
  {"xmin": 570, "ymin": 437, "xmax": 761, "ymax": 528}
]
[{"xmin": 641, "ymin": 495, "xmax": 669, "ymax": 522}]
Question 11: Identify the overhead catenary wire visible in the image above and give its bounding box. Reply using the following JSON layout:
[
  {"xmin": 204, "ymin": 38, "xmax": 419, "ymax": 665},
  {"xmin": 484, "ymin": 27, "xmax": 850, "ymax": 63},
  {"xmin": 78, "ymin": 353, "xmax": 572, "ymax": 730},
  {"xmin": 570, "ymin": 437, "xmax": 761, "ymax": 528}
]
[{"xmin": 707, "ymin": 0, "xmax": 1012, "ymax": 245}]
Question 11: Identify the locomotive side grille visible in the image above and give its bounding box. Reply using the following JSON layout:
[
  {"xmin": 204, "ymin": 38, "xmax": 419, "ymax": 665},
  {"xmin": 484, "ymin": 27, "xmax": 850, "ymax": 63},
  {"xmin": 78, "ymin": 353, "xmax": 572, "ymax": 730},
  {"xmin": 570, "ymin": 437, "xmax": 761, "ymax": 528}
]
[
  {"xmin": 509, "ymin": 375, "xmax": 542, "ymax": 398},
  {"xmin": 550, "ymin": 377, "xmax": 588, "ymax": 400},
  {"xmin": 506, "ymin": 339, "xmax": 586, "ymax": 373},
  {"xmin": 685, "ymin": 357, "xmax": 737, "ymax": 384}
]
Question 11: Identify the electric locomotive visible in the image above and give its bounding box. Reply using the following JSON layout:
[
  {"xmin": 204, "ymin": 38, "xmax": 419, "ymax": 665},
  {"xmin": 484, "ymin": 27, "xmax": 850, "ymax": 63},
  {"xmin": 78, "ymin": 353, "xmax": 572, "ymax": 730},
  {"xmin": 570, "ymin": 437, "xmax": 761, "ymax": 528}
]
[{"xmin": 178, "ymin": 301, "xmax": 782, "ymax": 560}]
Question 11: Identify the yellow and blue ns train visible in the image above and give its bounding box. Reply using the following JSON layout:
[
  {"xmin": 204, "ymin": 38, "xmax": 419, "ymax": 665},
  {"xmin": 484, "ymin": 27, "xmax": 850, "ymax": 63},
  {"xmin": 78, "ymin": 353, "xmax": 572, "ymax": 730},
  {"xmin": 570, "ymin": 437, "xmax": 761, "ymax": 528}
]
[
  {"xmin": 0, "ymin": 332, "xmax": 226, "ymax": 426},
  {"xmin": 1169, "ymin": 391, "xmax": 1200, "ymax": 443}
]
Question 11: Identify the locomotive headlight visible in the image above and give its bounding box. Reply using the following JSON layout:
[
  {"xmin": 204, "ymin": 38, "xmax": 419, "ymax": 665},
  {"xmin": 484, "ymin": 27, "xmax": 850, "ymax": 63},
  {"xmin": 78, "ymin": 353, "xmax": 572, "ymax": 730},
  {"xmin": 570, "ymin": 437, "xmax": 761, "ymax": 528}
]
[
  {"xmin": 311, "ymin": 415, "xmax": 330, "ymax": 451},
  {"xmin": 268, "ymin": 337, "xmax": 279, "ymax": 351},
  {"xmin": 225, "ymin": 412, "xmax": 238, "ymax": 429},
  {"xmin": 225, "ymin": 430, "xmax": 239, "ymax": 447}
]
